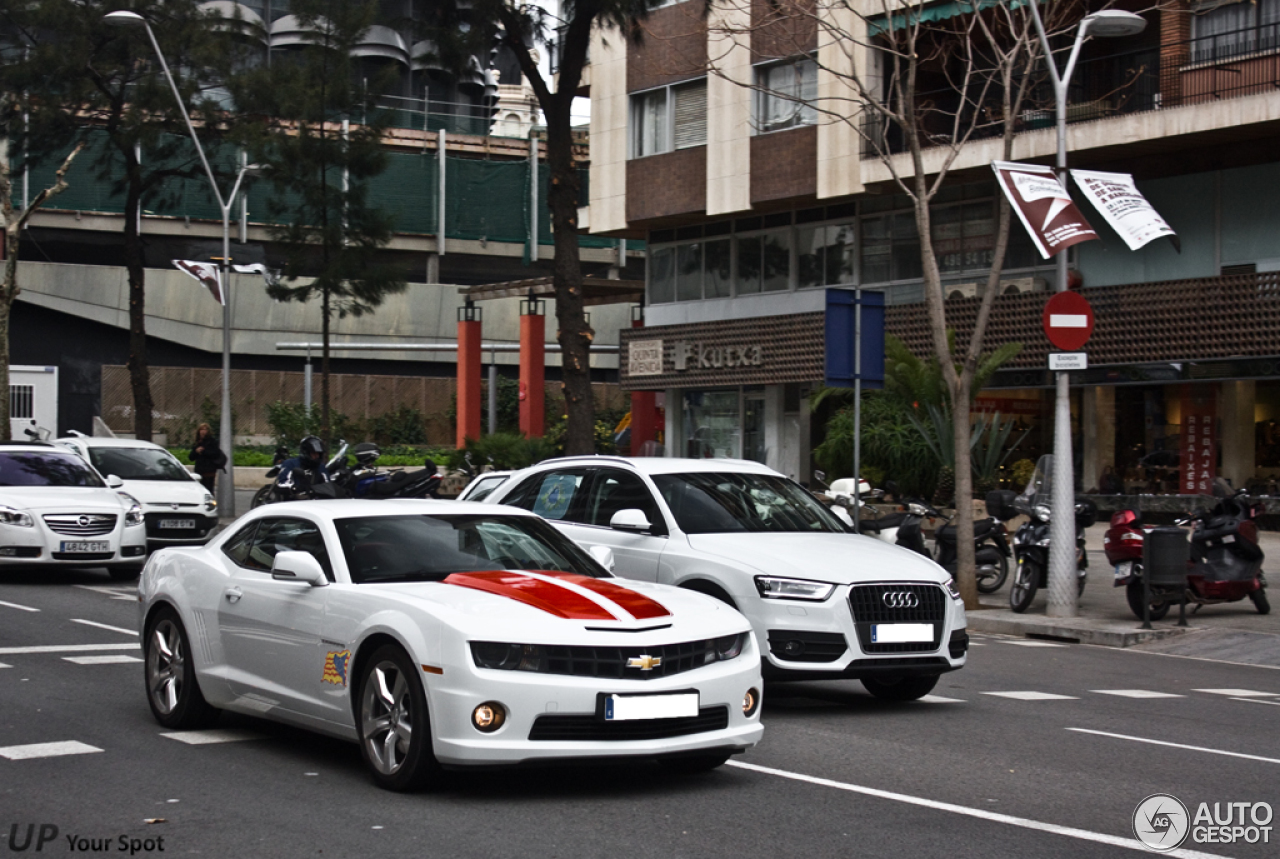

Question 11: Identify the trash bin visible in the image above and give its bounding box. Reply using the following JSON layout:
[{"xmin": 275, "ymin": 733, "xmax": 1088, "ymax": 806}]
[{"xmin": 1144, "ymin": 527, "xmax": 1189, "ymax": 586}]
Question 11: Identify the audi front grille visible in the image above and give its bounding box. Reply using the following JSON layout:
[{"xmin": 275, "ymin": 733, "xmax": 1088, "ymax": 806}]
[
  {"xmin": 848, "ymin": 583, "xmax": 946, "ymax": 654},
  {"xmin": 43, "ymin": 514, "xmax": 117, "ymax": 537}
]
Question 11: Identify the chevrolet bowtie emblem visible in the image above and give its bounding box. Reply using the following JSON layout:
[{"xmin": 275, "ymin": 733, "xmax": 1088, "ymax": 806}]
[{"xmin": 627, "ymin": 655, "xmax": 662, "ymax": 671}]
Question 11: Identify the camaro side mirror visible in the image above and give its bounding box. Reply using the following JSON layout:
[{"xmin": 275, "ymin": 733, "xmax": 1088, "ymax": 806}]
[
  {"xmin": 609, "ymin": 508, "xmax": 652, "ymax": 534},
  {"xmin": 106, "ymin": 474, "xmax": 124, "ymax": 488},
  {"xmin": 587, "ymin": 544, "xmax": 615, "ymax": 573},
  {"xmin": 272, "ymin": 550, "xmax": 329, "ymax": 586}
]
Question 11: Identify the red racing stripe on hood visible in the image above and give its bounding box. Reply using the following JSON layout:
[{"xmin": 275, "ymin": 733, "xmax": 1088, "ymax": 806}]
[
  {"xmin": 443, "ymin": 571, "xmax": 616, "ymax": 620},
  {"xmin": 537, "ymin": 572, "xmax": 672, "ymax": 620}
]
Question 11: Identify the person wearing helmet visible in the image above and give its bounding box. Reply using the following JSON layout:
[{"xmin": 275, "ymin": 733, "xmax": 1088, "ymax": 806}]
[{"xmin": 276, "ymin": 436, "xmax": 331, "ymax": 488}]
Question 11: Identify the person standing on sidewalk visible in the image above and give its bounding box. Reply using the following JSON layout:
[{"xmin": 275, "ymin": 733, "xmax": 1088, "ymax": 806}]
[{"xmin": 190, "ymin": 422, "xmax": 225, "ymax": 494}]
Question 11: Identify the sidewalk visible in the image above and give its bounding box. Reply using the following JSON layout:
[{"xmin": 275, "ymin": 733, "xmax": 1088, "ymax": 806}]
[{"xmin": 966, "ymin": 523, "xmax": 1280, "ymax": 665}]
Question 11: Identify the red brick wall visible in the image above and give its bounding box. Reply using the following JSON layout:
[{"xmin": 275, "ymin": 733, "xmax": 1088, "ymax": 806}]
[
  {"xmin": 626, "ymin": 147, "xmax": 707, "ymax": 224},
  {"xmin": 750, "ymin": 125, "xmax": 817, "ymax": 205},
  {"xmin": 751, "ymin": 0, "xmax": 818, "ymax": 60},
  {"xmin": 628, "ymin": 4, "xmax": 708, "ymax": 93},
  {"xmin": 1160, "ymin": 2, "xmax": 1191, "ymax": 107}
]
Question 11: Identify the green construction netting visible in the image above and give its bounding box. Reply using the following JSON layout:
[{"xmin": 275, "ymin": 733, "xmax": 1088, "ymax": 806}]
[{"xmin": 868, "ymin": 0, "xmax": 1028, "ymax": 37}]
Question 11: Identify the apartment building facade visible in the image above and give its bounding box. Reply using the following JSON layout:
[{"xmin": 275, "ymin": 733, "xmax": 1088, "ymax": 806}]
[{"xmin": 585, "ymin": 0, "xmax": 1280, "ymax": 492}]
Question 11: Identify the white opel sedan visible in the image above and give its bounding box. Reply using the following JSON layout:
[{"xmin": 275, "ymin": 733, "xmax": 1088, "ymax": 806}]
[
  {"xmin": 0, "ymin": 442, "xmax": 148, "ymax": 578},
  {"xmin": 57, "ymin": 435, "xmax": 218, "ymax": 548},
  {"xmin": 138, "ymin": 500, "xmax": 763, "ymax": 791},
  {"xmin": 485, "ymin": 457, "xmax": 968, "ymax": 701}
]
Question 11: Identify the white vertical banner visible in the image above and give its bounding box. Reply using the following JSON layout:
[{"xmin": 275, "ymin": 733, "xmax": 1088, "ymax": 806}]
[
  {"xmin": 1070, "ymin": 169, "xmax": 1180, "ymax": 252},
  {"xmin": 173, "ymin": 260, "xmax": 224, "ymax": 305}
]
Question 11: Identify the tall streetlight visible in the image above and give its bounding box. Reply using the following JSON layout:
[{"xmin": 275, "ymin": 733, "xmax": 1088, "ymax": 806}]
[
  {"xmin": 104, "ymin": 9, "xmax": 257, "ymax": 519},
  {"xmin": 1026, "ymin": 4, "xmax": 1146, "ymax": 617}
]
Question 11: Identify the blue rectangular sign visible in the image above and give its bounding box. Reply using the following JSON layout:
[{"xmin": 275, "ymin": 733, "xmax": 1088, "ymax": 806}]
[{"xmin": 825, "ymin": 288, "xmax": 885, "ymax": 389}]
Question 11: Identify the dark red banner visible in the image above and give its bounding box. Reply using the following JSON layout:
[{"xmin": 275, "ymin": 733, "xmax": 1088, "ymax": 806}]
[{"xmin": 1181, "ymin": 386, "xmax": 1216, "ymax": 494}]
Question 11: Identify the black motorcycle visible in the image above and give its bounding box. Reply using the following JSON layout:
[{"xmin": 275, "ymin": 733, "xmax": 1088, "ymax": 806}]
[
  {"xmin": 254, "ymin": 442, "xmax": 349, "ymax": 506},
  {"xmin": 1009, "ymin": 456, "xmax": 1097, "ymax": 613},
  {"xmin": 933, "ymin": 490, "xmax": 1017, "ymax": 594}
]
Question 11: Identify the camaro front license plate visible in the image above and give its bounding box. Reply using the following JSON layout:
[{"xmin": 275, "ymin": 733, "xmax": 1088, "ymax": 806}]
[
  {"xmin": 871, "ymin": 623, "xmax": 933, "ymax": 644},
  {"xmin": 59, "ymin": 541, "xmax": 109, "ymax": 553},
  {"xmin": 158, "ymin": 519, "xmax": 196, "ymax": 529},
  {"xmin": 605, "ymin": 692, "xmax": 698, "ymax": 721}
]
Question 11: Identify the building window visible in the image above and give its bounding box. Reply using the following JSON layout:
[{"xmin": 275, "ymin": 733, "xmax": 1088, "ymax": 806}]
[
  {"xmin": 631, "ymin": 79, "xmax": 707, "ymax": 158},
  {"xmin": 861, "ymin": 212, "xmax": 922, "ymax": 284},
  {"xmin": 932, "ymin": 202, "xmax": 996, "ymax": 275},
  {"xmin": 755, "ymin": 57, "xmax": 817, "ymax": 133},
  {"xmin": 9, "ymin": 385, "xmax": 33, "ymax": 420},
  {"xmin": 1192, "ymin": 0, "xmax": 1280, "ymax": 62},
  {"xmin": 797, "ymin": 224, "xmax": 856, "ymax": 288}
]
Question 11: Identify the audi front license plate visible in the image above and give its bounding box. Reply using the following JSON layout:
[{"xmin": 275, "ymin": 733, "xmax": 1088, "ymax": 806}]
[
  {"xmin": 604, "ymin": 692, "xmax": 698, "ymax": 721},
  {"xmin": 870, "ymin": 623, "xmax": 933, "ymax": 644},
  {"xmin": 59, "ymin": 541, "xmax": 110, "ymax": 553},
  {"xmin": 158, "ymin": 519, "xmax": 196, "ymax": 530}
]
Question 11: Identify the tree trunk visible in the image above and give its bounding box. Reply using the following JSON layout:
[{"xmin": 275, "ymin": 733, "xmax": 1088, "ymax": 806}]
[
  {"xmin": 544, "ymin": 105, "xmax": 594, "ymax": 455},
  {"xmin": 321, "ymin": 288, "xmax": 331, "ymax": 447},
  {"xmin": 123, "ymin": 179, "xmax": 153, "ymax": 441}
]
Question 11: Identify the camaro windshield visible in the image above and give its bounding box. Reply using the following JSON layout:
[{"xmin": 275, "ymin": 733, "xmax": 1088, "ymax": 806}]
[
  {"xmin": 653, "ymin": 472, "xmax": 848, "ymax": 534},
  {"xmin": 89, "ymin": 447, "xmax": 193, "ymax": 482},
  {"xmin": 0, "ymin": 452, "xmax": 105, "ymax": 487},
  {"xmin": 335, "ymin": 513, "xmax": 608, "ymax": 584}
]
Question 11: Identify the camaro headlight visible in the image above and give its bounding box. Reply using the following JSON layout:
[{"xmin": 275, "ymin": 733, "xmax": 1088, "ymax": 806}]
[
  {"xmin": 118, "ymin": 493, "xmax": 144, "ymax": 527},
  {"xmin": 709, "ymin": 632, "xmax": 747, "ymax": 663},
  {"xmin": 754, "ymin": 576, "xmax": 836, "ymax": 601},
  {"xmin": 0, "ymin": 505, "xmax": 34, "ymax": 527},
  {"xmin": 203, "ymin": 494, "xmax": 217, "ymax": 512},
  {"xmin": 943, "ymin": 577, "xmax": 962, "ymax": 600},
  {"xmin": 470, "ymin": 642, "xmax": 546, "ymax": 672}
]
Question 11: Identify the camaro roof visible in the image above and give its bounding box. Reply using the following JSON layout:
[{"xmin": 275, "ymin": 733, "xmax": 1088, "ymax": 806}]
[
  {"xmin": 250, "ymin": 498, "xmax": 543, "ymax": 519},
  {"xmin": 522, "ymin": 455, "xmax": 781, "ymax": 477}
]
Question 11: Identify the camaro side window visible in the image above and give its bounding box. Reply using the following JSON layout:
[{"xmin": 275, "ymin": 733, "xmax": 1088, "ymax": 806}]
[
  {"xmin": 244, "ymin": 518, "xmax": 334, "ymax": 580},
  {"xmin": 221, "ymin": 522, "xmax": 259, "ymax": 566}
]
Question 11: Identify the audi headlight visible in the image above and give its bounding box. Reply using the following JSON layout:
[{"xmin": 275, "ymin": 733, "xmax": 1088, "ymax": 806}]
[
  {"xmin": 943, "ymin": 577, "xmax": 962, "ymax": 601},
  {"xmin": 754, "ymin": 576, "xmax": 836, "ymax": 601},
  {"xmin": 0, "ymin": 505, "xmax": 34, "ymax": 527},
  {"xmin": 203, "ymin": 494, "xmax": 217, "ymax": 513},
  {"xmin": 1033, "ymin": 504, "xmax": 1052, "ymax": 522},
  {"xmin": 470, "ymin": 642, "xmax": 546, "ymax": 672}
]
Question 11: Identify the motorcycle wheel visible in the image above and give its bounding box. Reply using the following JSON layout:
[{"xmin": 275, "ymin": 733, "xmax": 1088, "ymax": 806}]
[
  {"xmin": 1009, "ymin": 560, "xmax": 1039, "ymax": 613},
  {"xmin": 1125, "ymin": 580, "xmax": 1170, "ymax": 621},
  {"xmin": 251, "ymin": 485, "xmax": 276, "ymax": 508},
  {"xmin": 976, "ymin": 555, "xmax": 1010, "ymax": 594},
  {"xmin": 1078, "ymin": 572, "xmax": 1087, "ymax": 598},
  {"xmin": 1251, "ymin": 588, "xmax": 1271, "ymax": 615}
]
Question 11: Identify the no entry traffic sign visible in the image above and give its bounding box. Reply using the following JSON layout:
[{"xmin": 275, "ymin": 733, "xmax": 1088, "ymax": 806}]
[{"xmin": 1043, "ymin": 290, "xmax": 1094, "ymax": 351}]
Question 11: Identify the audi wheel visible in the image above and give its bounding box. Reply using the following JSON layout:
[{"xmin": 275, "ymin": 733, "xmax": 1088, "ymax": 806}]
[{"xmin": 861, "ymin": 674, "xmax": 939, "ymax": 701}]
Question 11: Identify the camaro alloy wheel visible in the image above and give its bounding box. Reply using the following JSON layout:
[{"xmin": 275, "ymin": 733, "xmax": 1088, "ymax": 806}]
[
  {"xmin": 144, "ymin": 608, "xmax": 217, "ymax": 729},
  {"xmin": 357, "ymin": 645, "xmax": 440, "ymax": 791}
]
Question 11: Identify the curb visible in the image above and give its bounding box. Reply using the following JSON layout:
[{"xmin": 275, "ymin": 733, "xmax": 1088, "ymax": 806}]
[{"xmin": 967, "ymin": 608, "xmax": 1193, "ymax": 648}]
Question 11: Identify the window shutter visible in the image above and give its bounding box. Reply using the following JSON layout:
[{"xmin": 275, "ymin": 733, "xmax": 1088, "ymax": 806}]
[{"xmin": 673, "ymin": 80, "xmax": 707, "ymax": 149}]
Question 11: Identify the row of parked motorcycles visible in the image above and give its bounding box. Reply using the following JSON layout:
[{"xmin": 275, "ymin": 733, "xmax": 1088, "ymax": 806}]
[
  {"xmin": 816, "ymin": 454, "xmax": 1269, "ymax": 618},
  {"xmin": 251, "ymin": 441, "xmax": 441, "ymax": 508}
]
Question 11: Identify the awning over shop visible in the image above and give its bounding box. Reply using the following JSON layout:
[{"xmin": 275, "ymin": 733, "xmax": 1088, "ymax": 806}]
[{"xmin": 868, "ymin": 0, "xmax": 1029, "ymax": 37}]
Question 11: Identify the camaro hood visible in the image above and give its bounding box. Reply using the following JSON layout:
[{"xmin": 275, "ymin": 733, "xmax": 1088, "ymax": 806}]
[
  {"xmin": 0, "ymin": 486, "xmax": 127, "ymax": 513},
  {"xmin": 686, "ymin": 532, "xmax": 949, "ymax": 586},
  {"xmin": 371, "ymin": 571, "xmax": 750, "ymax": 642}
]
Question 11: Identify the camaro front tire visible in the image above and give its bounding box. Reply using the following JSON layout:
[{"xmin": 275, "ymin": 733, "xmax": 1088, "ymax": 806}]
[
  {"xmin": 144, "ymin": 607, "xmax": 219, "ymax": 729},
  {"xmin": 356, "ymin": 644, "xmax": 441, "ymax": 792}
]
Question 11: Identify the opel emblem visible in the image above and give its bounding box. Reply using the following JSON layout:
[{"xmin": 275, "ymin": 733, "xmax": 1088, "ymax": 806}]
[
  {"xmin": 627, "ymin": 655, "xmax": 662, "ymax": 671},
  {"xmin": 78, "ymin": 515, "xmax": 91, "ymax": 528},
  {"xmin": 883, "ymin": 592, "xmax": 919, "ymax": 609}
]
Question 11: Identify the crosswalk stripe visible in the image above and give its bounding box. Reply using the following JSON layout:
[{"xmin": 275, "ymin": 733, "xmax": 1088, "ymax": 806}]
[
  {"xmin": 1091, "ymin": 690, "xmax": 1185, "ymax": 699},
  {"xmin": 71, "ymin": 619, "xmax": 138, "ymax": 636},
  {"xmin": 0, "ymin": 644, "xmax": 139, "ymax": 655},
  {"xmin": 1002, "ymin": 641, "xmax": 1067, "ymax": 648},
  {"xmin": 1193, "ymin": 688, "xmax": 1279, "ymax": 697},
  {"xmin": 63, "ymin": 655, "xmax": 142, "ymax": 665},
  {"xmin": 919, "ymin": 695, "xmax": 966, "ymax": 704},
  {"xmin": 0, "ymin": 741, "xmax": 103, "ymax": 760},
  {"xmin": 160, "ymin": 729, "xmax": 267, "ymax": 745},
  {"xmin": 0, "ymin": 599, "xmax": 39, "ymax": 612},
  {"xmin": 983, "ymin": 691, "xmax": 1079, "ymax": 701}
]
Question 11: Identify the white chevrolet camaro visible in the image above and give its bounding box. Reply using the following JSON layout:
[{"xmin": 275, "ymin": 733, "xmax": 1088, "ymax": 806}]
[{"xmin": 138, "ymin": 499, "xmax": 763, "ymax": 791}]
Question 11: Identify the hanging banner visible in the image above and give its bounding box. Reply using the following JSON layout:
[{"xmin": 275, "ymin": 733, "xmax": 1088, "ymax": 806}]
[
  {"xmin": 173, "ymin": 260, "xmax": 224, "ymax": 305},
  {"xmin": 991, "ymin": 161, "xmax": 1098, "ymax": 260},
  {"xmin": 233, "ymin": 263, "xmax": 281, "ymax": 289},
  {"xmin": 1070, "ymin": 169, "xmax": 1181, "ymax": 253},
  {"xmin": 1181, "ymin": 386, "xmax": 1216, "ymax": 494}
]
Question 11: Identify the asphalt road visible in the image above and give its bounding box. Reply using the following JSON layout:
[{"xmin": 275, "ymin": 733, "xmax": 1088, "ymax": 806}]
[{"xmin": 3, "ymin": 562, "xmax": 1278, "ymax": 859}]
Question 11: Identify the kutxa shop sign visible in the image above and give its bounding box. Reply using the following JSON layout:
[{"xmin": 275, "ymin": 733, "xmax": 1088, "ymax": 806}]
[{"xmin": 674, "ymin": 341, "xmax": 764, "ymax": 371}]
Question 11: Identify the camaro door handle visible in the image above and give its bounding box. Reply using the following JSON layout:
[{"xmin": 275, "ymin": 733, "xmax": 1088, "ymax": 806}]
[{"xmin": 224, "ymin": 587, "xmax": 243, "ymax": 603}]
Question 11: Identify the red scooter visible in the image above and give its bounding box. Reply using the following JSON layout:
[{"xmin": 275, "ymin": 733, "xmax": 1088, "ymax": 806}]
[{"xmin": 1105, "ymin": 491, "xmax": 1270, "ymax": 620}]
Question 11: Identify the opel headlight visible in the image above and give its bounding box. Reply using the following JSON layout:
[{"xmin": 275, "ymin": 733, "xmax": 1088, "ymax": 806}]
[
  {"xmin": 0, "ymin": 505, "xmax": 34, "ymax": 527},
  {"xmin": 204, "ymin": 494, "xmax": 217, "ymax": 513},
  {"xmin": 1033, "ymin": 504, "xmax": 1052, "ymax": 522},
  {"xmin": 754, "ymin": 576, "xmax": 836, "ymax": 601},
  {"xmin": 118, "ymin": 493, "xmax": 144, "ymax": 528}
]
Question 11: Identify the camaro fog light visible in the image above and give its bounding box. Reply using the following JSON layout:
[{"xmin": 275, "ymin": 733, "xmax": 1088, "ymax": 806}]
[
  {"xmin": 472, "ymin": 702, "xmax": 506, "ymax": 733},
  {"xmin": 743, "ymin": 688, "xmax": 760, "ymax": 718}
]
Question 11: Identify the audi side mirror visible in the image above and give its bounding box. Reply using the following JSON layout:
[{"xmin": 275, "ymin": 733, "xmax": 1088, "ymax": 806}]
[{"xmin": 609, "ymin": 508, "xmax": 652, "ymax": 533}]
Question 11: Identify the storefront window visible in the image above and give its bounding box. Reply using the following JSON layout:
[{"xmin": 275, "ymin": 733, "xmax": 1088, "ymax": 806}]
[
  {"xmin": 685, "ymin": 390, "xmax": 741, "ymax": 458},
  {"xmin": 743, "ymin": 392, "xmax": 766, "ymax": 463}
]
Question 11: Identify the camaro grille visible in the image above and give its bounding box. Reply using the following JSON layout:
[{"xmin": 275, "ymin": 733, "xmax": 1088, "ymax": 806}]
[
  {"xmin": 43, "ymin": 514, "xmax": 117, "ymax": 537},
  {"xmin": 528, "ymin": 706, "xmax": 729, "ymax": 741},
  {"xmin": 538, "ymin": 640, "xmax": 729, "ymax": 681},
  {"xmin": 848, "ymin": 583, "xmax": 946, "ymax": 654}
]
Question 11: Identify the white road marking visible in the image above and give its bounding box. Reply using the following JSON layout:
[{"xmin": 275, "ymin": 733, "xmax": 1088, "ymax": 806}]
[
  {"xmin": 0, "ymin": 644, "xmax": 140, "ymax": 655},
  {"xmin": 1068, "ymin": 728, "xmax": 1280, "ymax": 765},
  {"xmin": 983, "ymin": 691, "xmax": 1079, "ymax": 701},
  {"xmin": 1193, "ymin": 688, "xmax": 1278, "ymax": 697},
  {"xmin": 63, "ymin": 655, "xmax": 142, "ymax": 665},
  {"xmin": 0, "ymin": 741, "xmax": 103, "ymax": 760},
  {"xmin": 1002, "ymin": 641, "xmax": 1066, "ymax": 648},
  {"xmin": 74, "ymin": 584, "xmax": 138, "ymax": 601},
  {"xmin": 0, "ymin": 662, "xmax": 10, "ymax": 669},
  {"xmin": 1229, "ymin": 697, "xmax": 1280, "ymax": 707},
  {"xmin": 1091, "ymin": 690, "xmax": 1185, "ymax": 699},
  {"xmin": 727, "ymin": 761, "xmax": 1229, "ymax": 859},
  {"xmin": 0, "ymin": 599, "xmax": 39, "ymax": 612},
  {"xmin": 71, "ymin": 618, "xmax": 138, "ymax": 636},
  {"xmin": 919, "ymin": 695, "xmax": 965, "ymax": 704},
  {"xmin": 160, "ymin": 729, "xmax": 267, "ymax": 745}
]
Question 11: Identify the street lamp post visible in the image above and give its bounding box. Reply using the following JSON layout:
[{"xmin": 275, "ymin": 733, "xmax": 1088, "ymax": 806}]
[
  {"xmin": 104, "ymin": 10, "xmax": 256, "ymax": 519},
  {"xmin": 1025, "ymin": 4, "xmax": 1146, "ymax": 617}
]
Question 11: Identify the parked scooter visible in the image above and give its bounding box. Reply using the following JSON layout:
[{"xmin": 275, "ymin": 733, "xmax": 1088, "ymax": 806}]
[
  {"xmin": 1009, "ymin": 455, "xmax": 1097, "ymax": 613},
  {"xmin": 335, "ymin": 442, "xmax": 442, "ymax": 499},
  {"xmin": 811, "ymin": 470, "xmax": 878, "ymax": 528},
  {"xmin": 1106, "ymin": 486, "xmax": 1270, "ymax": 619},
  {"xmin": 932, "ymin": 490, "xmax": 1017, "ymax": 594}
]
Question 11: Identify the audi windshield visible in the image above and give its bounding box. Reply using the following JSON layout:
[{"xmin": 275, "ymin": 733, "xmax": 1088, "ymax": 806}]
[{"xmin": 653, "ymin": 472, "xmax": 848, "ymax": 534}]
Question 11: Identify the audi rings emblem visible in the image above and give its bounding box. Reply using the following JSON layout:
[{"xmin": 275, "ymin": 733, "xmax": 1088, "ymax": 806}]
[{"xmin": 882, "ymin": 592, "xmax": 919, "ymax": 609}]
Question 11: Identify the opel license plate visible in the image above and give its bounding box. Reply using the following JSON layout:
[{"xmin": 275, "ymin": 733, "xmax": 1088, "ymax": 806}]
[
  {"xmin": 604, "ymin": 692, "xmax": 698, "ymax": 721},
  {"xmin": 158, "ymin": 519, "xmax": 195, "ymax": 529},
  {"xmin": 870, "ymin": 623, "xmax": 933, "ymax": 644},
  {"xmin": 59, "ymin": 541, "xmax": 109, "ymax": 553}
]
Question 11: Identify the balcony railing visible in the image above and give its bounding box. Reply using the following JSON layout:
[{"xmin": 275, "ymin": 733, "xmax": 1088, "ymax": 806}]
[{"xmin": 861, "ymin": 24, "xmax": 1280, "ymax": 157}]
